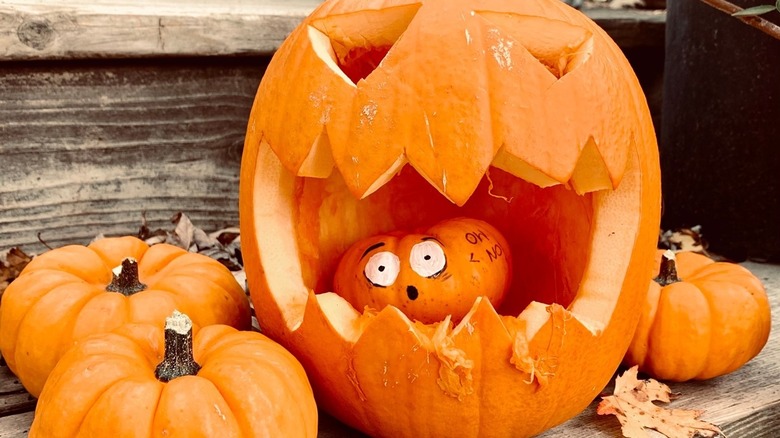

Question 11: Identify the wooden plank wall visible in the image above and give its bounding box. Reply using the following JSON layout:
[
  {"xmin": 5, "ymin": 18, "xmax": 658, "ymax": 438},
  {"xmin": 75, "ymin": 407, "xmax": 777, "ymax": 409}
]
[
  {"xmin": 1, "ymin": 0, "xmax": 319, "ymax": 60},
  {"xmin": 0, "ymin": 57, "xmax": 267, "ymax": 252},
  {"xmin": 0, "ymin": 2, "xmax": 666, "ymax": 255}
]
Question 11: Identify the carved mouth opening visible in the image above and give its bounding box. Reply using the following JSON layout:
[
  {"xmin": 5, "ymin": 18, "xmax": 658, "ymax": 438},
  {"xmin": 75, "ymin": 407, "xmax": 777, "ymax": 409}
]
[
  {"xmin": 248, "ymin": 3, "xmax": 641, "ymax": 343},
  {"xmin": 295, "ymin": 164, "xmax": 592, "ymax": 318},
  {"xmin": 249, "ymin": 132, "xmax": 642, "ymax": 343}
]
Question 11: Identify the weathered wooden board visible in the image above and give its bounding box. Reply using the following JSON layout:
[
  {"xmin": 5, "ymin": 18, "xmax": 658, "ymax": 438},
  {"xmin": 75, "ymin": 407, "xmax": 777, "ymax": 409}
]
[
  {"xmin": 1, "ymin": 1, "xmax": 665, "ymax": 61},
  {"xmin": 0, "ymin": 412, "xmax": 31, "ymax": 438},
  {"xmin": 1, "ymin": 261, "xmax": 778, "ymax": 436},
  {"xmin": 0, "ymin": 57, "xmax": 265, "ymax": 253},
  {"xmin": 1, "ymin": 0, "xmax": 323, "ymax": 59},
  {"xmin": 0, "ymin": 3, "xmax": 666, "ymax": 254}
]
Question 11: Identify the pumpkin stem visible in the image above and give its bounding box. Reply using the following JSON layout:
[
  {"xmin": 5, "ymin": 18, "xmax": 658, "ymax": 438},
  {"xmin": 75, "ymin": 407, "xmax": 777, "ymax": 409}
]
[
  {"xmin": 106, "ymin": 258, "xmax": 147, "ymax": 295},
  {"xmin": 155, "ymin": 311, "xmax": 201, "ymax": 382},
  {"xmin": 654, "ymin": 249, "xmax": 681, "ymax": 286}
]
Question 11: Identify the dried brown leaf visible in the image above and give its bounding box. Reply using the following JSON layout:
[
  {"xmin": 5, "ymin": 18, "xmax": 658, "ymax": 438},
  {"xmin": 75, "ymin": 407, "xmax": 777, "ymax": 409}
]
[
  {"xmin": 135, "ymin": 212, "xmax": 244, "ymax": 272},
  {"xmin": 1, "ymin": 247, "xmax": 33, "ymax": 294},
  {"xmin": 135, "ymin": 212, "xmax": 168, "ymax": 245},
  {"xmin": 598, "ymin": 367, "xmax": 723, "ymax": 438},
  {"xmin": 93, "ymin": 212, "xmax": 246, "ymax": 287},
  {"xmin": 659, "ymin": 226, "xmax": 710, "ymax": 255},
  {"xmin": 171, "ymin": 212, "xmax": 196, "ymax": 250}
]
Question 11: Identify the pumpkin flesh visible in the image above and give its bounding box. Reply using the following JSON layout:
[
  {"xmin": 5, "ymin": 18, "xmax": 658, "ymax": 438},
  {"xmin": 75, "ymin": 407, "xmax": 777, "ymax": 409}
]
[{"xmin": 240, "ymin": 0, "xmax": 661, "ymax": 436}]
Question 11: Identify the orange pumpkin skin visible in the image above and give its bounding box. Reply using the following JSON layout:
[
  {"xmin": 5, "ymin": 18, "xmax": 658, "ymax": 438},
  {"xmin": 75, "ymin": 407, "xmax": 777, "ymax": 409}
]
[
  {"xmin": 625, "ymin": 250, "xmax": 771, "ymax": 382},
  {"xmin": 239, "ymin": 0, "xmax": 662, "ymax": 436},
  {"xmin": 29, "ymin": 320, "xmax": 318, "ymax": 437},
  {"xmin": 0, "ymin": 236, "xmax": 251, "ymax": 397},
  {"xmin": 334, "ymin": 217, "xmax": 511, "ymax": 323}
]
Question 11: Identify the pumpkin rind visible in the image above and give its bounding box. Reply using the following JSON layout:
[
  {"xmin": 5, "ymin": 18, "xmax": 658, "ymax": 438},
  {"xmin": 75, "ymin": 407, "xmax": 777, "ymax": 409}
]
[
  {"xmin": 240, "ymin": 0, "xmax": 661, "ymax": 436},
  {"xmin": 28, "ymin": 321, "xmax": 318, "ymax": 437},
  {"xmin": 0, "ymin": 236, "xmax": 251, "ymax": 397},
  {"xmin": 625, "ymin": 250, "xmax": 772, "ymax": 381}
]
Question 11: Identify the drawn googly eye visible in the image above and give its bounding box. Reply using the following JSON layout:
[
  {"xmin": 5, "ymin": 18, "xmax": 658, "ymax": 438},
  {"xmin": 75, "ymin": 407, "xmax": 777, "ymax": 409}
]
[
  {"xmin": 410, "ymin": 240, "xmax": 446, "ymax": 278},
  {"xmin": 364, "ymin": 251, "xmax": 400, "ymax": 287}
]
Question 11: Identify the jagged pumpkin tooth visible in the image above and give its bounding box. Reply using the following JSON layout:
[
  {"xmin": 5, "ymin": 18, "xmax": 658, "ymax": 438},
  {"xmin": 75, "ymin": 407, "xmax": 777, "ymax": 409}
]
[
  {"xmin": 451, "ymin": 296, "xmax": 510, "ymax": 342},
  {"xmin": 586, "ymin": 32, "xmax": 643, "ymax": 189},
  {"xmin": 290, "ymin": 291, "xmax": 373, "ymax": 429},
  {"xmin": 400, "ymin": 8, "xmax": 499, "ymax": 206},
  {"xmin": 351, "ymin": 307, "xmax": 481, "ymax": 436},
  {"xmin": 448, "ymin": 298, "xmax": 559, "ymax": 435},
  {"xmin": 297, "ymin": 127, "xmax": 336, "ymax": 179},
  {"xmin": 326, "ymin": 74, "xmax": 408, "ymax": 199},
  {"xmin": 311, "ymin": 5, "xmax": 422, "ymax": 198},
  {"xmin": 256, "ymin": 25, "xmax": 356, "ymax": 176},
  {"xmin": 569, "ymin": 138, "xmax": 613, "ymax": 194},
  {"xmin": 477, "ymin": 12, "xmax": 588, "ymax": 185}
]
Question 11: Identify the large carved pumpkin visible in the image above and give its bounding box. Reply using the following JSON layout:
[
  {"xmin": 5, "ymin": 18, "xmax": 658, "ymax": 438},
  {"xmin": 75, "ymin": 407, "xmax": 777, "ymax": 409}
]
[{"xmin": 239, "ymin": 0, "xmax": 661, "ymax": 436}]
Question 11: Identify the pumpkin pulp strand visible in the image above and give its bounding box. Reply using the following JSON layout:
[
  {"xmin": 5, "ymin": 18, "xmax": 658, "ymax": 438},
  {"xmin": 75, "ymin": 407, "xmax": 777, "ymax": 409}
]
[
  {"xmin": 105, "ymin": 258, "xmax": 147, "ymax": 295},
  {"xmin": 155, "ymin": 311, "xmax": 201, "ymax": 382}
]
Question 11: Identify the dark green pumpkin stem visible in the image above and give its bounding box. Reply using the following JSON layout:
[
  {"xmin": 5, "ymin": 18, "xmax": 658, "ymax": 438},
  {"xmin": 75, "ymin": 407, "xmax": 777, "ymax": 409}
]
[
  {"xmin": 155, "ymin": 311, "xmax": 201, "ymax": 382},
  {"xmin": 106, "ymin": 258, "xmax": 147, "ymax": 295},
  {"xmin": 654, "ymin": 250, "xmax": 681, "ymax": 286}
]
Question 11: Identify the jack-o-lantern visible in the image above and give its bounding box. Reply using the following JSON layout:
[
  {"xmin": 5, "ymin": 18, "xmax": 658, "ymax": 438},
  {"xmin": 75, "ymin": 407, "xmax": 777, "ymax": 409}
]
[
  {"xmin": 334, "ymin": 217, "xmax": 512, "ymax": 324},
  {"xmin": 239, "ymin": 0, "xmax": 661, "ymax": 436}
]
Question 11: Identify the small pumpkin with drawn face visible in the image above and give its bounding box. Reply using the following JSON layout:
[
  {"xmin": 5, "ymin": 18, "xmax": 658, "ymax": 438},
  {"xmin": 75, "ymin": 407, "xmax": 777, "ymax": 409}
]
[{"xmin": 334, "ymin": 217, "xmax": 511, "ymax": 323}]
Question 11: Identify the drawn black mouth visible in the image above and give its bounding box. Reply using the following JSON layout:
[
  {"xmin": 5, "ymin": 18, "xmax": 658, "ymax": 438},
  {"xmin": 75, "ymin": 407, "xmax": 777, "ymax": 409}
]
[{"xmin": 406, "ymin": 285, "xmax": 419, "ymax": 301}]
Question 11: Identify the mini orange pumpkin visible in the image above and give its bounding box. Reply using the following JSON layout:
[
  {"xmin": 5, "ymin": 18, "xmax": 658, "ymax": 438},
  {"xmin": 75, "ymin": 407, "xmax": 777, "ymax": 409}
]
[
  {"xmin": 29, "ymin": 311, "xmax": 318, "ymax": 437},
  {"xmin": 624, "ymin": 250, "xmax": 771, "ymax": 381},
  {"xmin": 239, "ymin": 0, "xmax": 662, "ymax": 436},
  {"xmin": 334, "ymin": 217, "xmax": 511, "ymax": 323},
  {"xmin": 0, "ymin": 236, "xmax": 251, "ymax": 397}
]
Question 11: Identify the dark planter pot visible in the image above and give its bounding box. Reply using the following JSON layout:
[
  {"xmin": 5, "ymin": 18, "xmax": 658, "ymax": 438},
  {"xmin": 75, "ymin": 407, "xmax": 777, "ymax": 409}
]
[{"xmin": 661, "ymin": 0, "xmax": 780, "ymax": 261}]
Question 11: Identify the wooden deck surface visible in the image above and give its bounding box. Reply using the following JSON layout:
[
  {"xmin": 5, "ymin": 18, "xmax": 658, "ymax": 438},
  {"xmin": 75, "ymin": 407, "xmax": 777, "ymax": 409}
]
[{"xmin": 1, "ymin": 261, "xmax": 778, "ymax": 437}]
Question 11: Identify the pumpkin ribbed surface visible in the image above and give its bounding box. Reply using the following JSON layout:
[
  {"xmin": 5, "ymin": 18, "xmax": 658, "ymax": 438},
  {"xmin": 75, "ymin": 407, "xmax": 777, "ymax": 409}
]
[
  {"xmin": 29, "ymin": 321, "xmax": 317, "ymax": 437},
  {"xmin": 625, "ymin": 250, "xmax": 771, "ymax": 381},
  {"xmin": 0, "ymin": 236, "xmax": 250, "ymax": 397}
]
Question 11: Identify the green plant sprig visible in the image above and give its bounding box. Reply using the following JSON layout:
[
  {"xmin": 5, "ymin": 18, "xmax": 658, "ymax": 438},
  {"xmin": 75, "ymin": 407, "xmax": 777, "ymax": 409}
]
[
  {"xmin": 697, "ymin": 0, "xmax": 780, "ymax": 40},
  {"xmin": 732, "ymin": 0, "xmax": 780, "ymax": 17}
]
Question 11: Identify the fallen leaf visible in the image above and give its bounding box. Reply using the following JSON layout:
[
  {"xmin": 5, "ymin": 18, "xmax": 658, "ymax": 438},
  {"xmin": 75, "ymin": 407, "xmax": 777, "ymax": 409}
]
[
  {"xmin": 133, "ymin": 213, "xmax": 243, "ymax": 270},
  {"xmin": 0, "ymin": 247, "xmax": 33, "ymax": 295},
  {"xmin": 137, "ymin": 212, "xmax": 169, "ymax": 245},
  {"xmin": 597, "ymin": 366, "xmax": 723, "ymax": 438},
  {"xmin": 172, "ymin": 212, "xmax": 197, "ymax": 251},
  {"xmin": 658, "ymin": 226, "xmax": 710, "ymax": 255}
]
